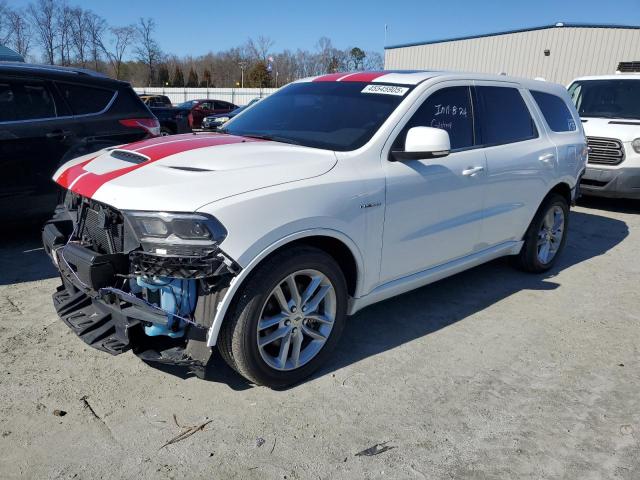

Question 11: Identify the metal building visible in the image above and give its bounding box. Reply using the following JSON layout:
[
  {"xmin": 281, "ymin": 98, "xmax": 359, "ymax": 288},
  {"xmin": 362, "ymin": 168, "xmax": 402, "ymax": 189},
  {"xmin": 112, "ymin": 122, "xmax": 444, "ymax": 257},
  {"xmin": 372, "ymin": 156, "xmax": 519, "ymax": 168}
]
[{"xmin": 384, "ymin": 23, "xmax": 640, "ymax": 85}]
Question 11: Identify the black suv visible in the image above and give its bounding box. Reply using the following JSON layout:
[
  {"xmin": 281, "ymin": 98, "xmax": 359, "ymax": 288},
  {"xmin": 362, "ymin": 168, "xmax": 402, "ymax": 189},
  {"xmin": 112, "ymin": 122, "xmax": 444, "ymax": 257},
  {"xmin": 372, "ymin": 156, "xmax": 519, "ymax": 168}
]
[{"xmin": 0, "ymin": 63, "xmax": 159, "ymax": 223}]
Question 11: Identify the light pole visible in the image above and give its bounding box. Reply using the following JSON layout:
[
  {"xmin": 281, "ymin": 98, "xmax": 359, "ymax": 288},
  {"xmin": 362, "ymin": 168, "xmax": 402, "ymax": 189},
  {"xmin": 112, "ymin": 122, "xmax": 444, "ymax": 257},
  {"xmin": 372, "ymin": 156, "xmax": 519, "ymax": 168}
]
[{"xmin": 239, "ymin": 61, "xmax": 247, "ymax": 88}]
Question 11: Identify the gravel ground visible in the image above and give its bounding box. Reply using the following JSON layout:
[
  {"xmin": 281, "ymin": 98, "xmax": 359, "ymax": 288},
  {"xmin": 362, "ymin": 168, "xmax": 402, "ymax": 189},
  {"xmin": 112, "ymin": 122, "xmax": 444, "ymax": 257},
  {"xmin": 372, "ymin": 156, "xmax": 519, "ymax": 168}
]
[{"xmin": 0, "ymin": 197, "xmax": 638, "ymax": 480}]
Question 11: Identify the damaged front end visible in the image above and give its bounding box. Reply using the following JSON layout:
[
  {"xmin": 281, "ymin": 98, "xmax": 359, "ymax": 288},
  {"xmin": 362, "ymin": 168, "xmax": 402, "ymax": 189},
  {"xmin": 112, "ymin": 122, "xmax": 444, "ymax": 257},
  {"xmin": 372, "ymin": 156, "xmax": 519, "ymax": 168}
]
[{"xmin": 42, "ymin": 192, "xmax": 240, "ymax": 371}]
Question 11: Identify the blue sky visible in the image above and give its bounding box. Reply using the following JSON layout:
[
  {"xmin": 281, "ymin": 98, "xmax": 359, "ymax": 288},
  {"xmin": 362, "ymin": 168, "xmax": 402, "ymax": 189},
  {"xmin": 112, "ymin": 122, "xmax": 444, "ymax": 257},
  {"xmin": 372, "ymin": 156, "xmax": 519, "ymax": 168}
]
[{"xmin": 10, "ymin": 0, "xmax": 640, "ymax": 56}]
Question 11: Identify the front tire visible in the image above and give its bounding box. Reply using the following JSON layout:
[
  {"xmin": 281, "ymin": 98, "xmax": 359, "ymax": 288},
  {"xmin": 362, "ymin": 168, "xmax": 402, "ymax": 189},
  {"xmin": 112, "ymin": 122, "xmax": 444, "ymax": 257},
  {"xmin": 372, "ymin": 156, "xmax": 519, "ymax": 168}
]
[
  {"xmin": 513, "ymin": 193, "xmax": 569, "ymax": 272},
  {"xmin": 218, "ymin": 246, "xmax": 347, "ymax": 388}
]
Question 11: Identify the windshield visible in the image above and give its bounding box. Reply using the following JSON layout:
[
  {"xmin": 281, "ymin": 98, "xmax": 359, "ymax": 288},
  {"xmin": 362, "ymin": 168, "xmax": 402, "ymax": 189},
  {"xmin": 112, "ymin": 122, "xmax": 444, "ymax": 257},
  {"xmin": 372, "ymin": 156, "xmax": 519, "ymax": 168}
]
[
  {"xmin": 221, "ymin": 82, "xmax": 412, "ymax": 151},
  {"xmin": 177, "ymin": 100, "xmax": 198, "ymax": 108},
  {"xmin": 568, "ymin": 79, "xmax": 640, "ymax": 119}
]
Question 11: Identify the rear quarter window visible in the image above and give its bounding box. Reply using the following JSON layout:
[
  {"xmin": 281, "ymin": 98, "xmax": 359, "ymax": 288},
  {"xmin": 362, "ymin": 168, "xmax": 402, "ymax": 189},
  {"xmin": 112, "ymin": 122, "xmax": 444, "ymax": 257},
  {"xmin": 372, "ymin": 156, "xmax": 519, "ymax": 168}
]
[
  {"xmin": 531, "ymin": 91, "xmax": 577, "ymax": 132},
  {"xmin": 56, "ymin": 82, "xmax": 115, "ymax": 115},
  {"xmin": 476, "ymin": 86, "xmax": 538, "ymax": 146}
]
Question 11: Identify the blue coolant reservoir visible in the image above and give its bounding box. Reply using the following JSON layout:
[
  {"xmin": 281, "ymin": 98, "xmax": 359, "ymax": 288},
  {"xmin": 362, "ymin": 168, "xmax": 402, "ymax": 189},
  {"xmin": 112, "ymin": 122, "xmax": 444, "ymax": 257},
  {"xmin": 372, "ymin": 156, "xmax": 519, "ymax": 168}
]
[{"xmin": 130, "ymin": 277, "xmax": 197, "ymax": 338}]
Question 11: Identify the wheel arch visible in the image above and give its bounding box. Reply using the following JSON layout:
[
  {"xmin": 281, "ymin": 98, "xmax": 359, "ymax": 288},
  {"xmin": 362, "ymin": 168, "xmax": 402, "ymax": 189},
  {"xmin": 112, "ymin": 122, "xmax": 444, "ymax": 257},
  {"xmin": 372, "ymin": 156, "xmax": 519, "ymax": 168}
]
[{"xmin": 206, "ymin": 229, "xmax": 364, "ymax": 347}]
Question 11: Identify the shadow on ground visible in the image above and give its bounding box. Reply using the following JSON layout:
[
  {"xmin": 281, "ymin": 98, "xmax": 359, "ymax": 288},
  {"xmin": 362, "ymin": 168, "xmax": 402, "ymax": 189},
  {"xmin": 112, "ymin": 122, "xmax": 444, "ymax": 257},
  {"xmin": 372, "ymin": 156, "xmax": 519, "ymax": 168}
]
[
  {"xmin": 0, "ymin": 225, "xmax": 57, "ymax": 286},
  {"xmin": 0, "ymin": 207, "xmax": 630, "ymax": 389},
  {"xmin": 319, "ymin": 209, "xmax": 629, "ymax": 381}
]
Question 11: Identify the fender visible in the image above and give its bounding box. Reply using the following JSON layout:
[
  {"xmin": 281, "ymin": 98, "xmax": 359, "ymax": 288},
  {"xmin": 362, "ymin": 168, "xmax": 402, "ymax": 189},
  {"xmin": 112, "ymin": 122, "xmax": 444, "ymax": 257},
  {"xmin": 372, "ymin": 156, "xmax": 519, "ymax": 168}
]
[{"xmin": 206, "ymin": 228, "xmax": 365, "ymax": 347}]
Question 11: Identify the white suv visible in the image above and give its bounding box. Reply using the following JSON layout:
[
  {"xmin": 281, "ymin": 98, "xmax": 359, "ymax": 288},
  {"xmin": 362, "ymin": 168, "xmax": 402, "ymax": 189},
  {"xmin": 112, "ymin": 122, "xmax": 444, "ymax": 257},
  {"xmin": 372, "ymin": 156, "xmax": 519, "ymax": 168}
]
[
  {"xmin": 44, "ymin": 71, "xmax": 586, "ymax": 387},
  {"xmin": 568, "ymin": 75, "xmax": 640, "ymax": 199}
]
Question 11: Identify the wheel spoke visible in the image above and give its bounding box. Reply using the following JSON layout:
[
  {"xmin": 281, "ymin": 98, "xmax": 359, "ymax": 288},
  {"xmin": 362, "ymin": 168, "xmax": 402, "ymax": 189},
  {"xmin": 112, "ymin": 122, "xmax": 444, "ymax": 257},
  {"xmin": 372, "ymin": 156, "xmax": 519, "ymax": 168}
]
[
  {"xmin": 277, "ymin": 331, "xmax": 292, "ymax": 369},
  {"xmin": 300, "ymin": 274, "xmax": 322, "ymax": 306},
  {"xmin": 259, "ymin": 326, "xmax": 290, "ymax": 347},
  {"xmin": 539, "ymin": 241, "xmax": 551, "ymax": 263},
  {"xmin": 272, "ymin": 285, "xmax": 290, "ymax": 314},
  {"xmin": 258, "ymin": 312, "xmax": 287, "ymax": 331},
  {"xmin": 544, "ymin": 210, "xmax": 554, "ymax": 228},
  {"xmin": 285, "ymin": 274, "xmax": 301, "ymax": 308},
  {"xmin": 290, "ymin": 331, "xmax": 303, "ymax": 368},
  {"xmin": 304, "ymin": 285, "xmax": 331, "ymax": 313},
  {"xmin": 302, "ymin": 324, "xmax": 327, "ymax": 342}
]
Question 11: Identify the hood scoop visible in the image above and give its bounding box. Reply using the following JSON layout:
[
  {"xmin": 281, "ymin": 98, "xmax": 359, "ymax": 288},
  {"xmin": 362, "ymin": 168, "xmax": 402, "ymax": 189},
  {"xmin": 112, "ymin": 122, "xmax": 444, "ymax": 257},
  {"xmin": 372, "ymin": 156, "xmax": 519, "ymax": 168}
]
[
  {"xmin": 609, "ymin": 120, "xmax": 640, "ymax": 126},
  {"xmin": 168, "ymin": 166, "xmax": 215, "ymax": 172},
  {"xmin": 110, "ymin": 149, "xmax": 150, "ymax": 164}
]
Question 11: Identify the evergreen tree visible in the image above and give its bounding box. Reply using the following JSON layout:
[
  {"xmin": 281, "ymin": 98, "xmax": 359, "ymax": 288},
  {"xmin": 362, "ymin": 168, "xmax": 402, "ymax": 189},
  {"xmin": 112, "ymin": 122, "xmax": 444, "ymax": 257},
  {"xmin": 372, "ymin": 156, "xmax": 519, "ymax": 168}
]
[
  {"xmin": 186, "ymin": 67, "xmax": 199, "ymax": 87},
  {"xmin": 247, "ymin": 62, "xmax": 271, "ymax": 88},
  {"xmin": 157, "ymin": 64, "xmax": 170, "ymax": 87},
  {"xmin": 172, "ymin": 66, "xmax": 185, "ymax": 87}
]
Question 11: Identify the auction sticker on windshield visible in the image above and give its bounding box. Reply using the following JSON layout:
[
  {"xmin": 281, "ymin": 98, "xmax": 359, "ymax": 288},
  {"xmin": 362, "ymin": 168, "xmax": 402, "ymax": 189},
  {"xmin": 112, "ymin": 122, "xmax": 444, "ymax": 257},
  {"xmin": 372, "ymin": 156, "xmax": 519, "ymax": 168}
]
[{"xmin": 361, "ymin": 84, "xmax": 409, "ymax": 96}]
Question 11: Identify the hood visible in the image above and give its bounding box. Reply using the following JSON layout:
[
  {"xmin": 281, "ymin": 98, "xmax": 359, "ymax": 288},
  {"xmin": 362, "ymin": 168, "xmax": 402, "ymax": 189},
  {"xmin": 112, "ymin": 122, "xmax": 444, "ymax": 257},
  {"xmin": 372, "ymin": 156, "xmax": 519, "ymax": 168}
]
[
  {"xmin": 582, "ymin": 117, "xmax": 640, "ymax": 142},
  {"xmin": 54, "ymin": 133, "xmax": 337, "ymax": 211}
]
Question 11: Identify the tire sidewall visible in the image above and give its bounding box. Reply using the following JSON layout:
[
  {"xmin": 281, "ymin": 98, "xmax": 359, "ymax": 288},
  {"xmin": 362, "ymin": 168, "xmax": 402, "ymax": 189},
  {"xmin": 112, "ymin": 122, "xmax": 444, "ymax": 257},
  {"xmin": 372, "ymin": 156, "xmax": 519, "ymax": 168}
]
[{"xmin": 234, "ymin": 248, "xmax": 347, "ymax": 388}]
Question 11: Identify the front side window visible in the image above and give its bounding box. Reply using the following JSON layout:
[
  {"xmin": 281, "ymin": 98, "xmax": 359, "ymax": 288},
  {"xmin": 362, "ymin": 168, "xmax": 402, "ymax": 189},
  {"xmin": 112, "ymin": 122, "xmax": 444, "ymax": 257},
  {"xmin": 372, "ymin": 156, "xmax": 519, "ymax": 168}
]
[
  {"xmin": 531, "ymin": 91, "xmax": 577, "ymax": 132},
  {"xmin": 222, "ymin": 81, "xmax": 411, "ymax": 151},
  {"xmin": 57, "ymin": 82, "xmax": 114, "ymax": 115},
  {"xmin": 0, "ymin": 82, "xmax": 17, "ymax": 122},
  {"xmin": 568, "ymin": 79, "xmax": 640, "ymax": 120},
  {"xmin": 476, "ymin": 86, "xmax": 538, "ymax": 146},
  {"xmin": 393, "ymin": 86, "xmax": 474, "ymax": 151}
]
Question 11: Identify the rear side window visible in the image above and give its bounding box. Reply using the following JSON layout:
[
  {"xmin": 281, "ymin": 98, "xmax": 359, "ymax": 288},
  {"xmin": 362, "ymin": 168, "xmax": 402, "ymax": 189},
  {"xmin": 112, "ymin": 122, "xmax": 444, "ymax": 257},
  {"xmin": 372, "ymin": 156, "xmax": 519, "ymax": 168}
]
[
  {"xmin": 531, "ymin": 91, "xmax": 577, "ymax": 132},
  {"xmin": 56, "ymin": 82, "xmax": 115, "ymax": 115},
  {"xmin": 0, "ymin": 81, "xmax": 56, "ymax": 122},
  {"xmin": 476, "ymin": 86, "xmax": 537, "ymax": 145},
  {"xmin": 394, "ymin": 86, "xmax": 475, "ymax": 150}
]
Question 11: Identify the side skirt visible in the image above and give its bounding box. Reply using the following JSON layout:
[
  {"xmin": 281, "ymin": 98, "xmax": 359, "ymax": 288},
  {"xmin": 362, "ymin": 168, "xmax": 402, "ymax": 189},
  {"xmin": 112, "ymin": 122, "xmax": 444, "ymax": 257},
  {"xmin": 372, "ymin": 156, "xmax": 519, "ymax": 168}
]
[{"xmin": 348, "ymin": 241, "xmax": 523, "ymax": 315}]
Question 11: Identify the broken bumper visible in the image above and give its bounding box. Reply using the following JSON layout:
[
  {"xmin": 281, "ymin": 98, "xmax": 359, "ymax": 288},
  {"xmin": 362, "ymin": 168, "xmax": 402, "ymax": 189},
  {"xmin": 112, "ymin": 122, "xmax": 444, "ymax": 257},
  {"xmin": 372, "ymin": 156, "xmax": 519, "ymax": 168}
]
[{"xmin": 43, "ymin": 212, "xmax": 235, "ymax": 367}]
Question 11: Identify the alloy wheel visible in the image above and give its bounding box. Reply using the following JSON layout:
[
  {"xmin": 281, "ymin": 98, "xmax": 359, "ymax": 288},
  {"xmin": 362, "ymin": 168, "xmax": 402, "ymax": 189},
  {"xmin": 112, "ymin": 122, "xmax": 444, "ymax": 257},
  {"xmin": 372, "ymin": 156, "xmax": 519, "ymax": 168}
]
[
  {"xmin": 257, "ymin": 269, "xmax": 336, "ymax": 371},
  {"xmin": 536, "ymin": 205, "xmax": 565, "ymax": 264}
]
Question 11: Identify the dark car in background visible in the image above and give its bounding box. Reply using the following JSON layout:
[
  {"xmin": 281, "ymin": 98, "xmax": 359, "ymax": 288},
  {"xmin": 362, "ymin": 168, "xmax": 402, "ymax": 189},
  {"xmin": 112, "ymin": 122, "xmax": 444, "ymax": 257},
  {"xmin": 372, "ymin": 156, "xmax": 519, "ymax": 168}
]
[
  {"xmin": 202, "ymin": 97, "xmax": 261, "ymax": 130},
  {"xmin": 176, "ymin": 99, "xmax": 237, "ymax": 129},
  {"xmin": 0, "ymin": 62, "xmax": 159, "ymax": 224},
  {"xmin": 139, "ymin": 94, "xmax": 191, "ymax": 135}
]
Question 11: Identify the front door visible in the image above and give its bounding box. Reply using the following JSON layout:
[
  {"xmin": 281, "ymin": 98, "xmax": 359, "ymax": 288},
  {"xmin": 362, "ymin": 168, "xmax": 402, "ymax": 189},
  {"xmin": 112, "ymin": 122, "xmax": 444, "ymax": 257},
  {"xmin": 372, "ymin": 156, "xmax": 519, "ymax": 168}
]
[{"xmin": 380, "ymin": 84, "xmax": 487, "ymax": 284}]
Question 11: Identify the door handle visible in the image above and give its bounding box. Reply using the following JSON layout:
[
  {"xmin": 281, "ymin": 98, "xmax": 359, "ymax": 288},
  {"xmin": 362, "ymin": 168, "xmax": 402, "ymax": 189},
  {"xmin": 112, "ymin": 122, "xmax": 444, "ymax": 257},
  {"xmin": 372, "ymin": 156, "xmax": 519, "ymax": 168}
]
[
  {"xmin": 462, "ymin": 166, "xmax": 484, "ymax": 177},
  {"xmin": 539, "ymin": 153, "xmax": 555, "ymax": 164},
  {"xmin": 46, "ymin": 129, "xmax": 72, "ymax": 139}
]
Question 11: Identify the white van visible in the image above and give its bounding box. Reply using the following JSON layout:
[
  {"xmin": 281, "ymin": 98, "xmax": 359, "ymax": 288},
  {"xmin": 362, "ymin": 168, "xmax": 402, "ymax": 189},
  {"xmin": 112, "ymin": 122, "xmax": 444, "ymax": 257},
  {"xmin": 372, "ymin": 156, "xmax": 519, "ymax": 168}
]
[{"xmin": 569, "ymin": 75, "xmax": 640, "ymax": 199}]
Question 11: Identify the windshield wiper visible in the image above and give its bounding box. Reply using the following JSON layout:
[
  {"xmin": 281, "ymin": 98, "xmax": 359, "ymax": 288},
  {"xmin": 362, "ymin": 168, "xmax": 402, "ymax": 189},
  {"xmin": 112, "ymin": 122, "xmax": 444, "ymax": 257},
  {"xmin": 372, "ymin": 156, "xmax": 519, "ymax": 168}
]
[{"xmin": 235, "ymin": 133, "xmax": 303, "ymax": 146}]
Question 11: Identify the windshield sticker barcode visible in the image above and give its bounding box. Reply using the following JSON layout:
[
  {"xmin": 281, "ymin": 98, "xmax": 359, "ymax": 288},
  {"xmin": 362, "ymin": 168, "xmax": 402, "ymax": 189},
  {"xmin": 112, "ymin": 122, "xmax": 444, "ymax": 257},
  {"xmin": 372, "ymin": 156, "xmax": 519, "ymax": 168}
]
[{"xmin": 361, "ymin": 85, "xmax": 409, "ymax": 96}]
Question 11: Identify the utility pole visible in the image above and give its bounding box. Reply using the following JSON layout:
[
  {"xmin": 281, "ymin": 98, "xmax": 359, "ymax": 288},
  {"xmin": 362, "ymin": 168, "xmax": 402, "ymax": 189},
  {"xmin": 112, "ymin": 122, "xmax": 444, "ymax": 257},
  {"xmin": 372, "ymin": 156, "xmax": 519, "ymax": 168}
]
[{"xmin": 239, "ymin": 61, "xmax": 247, "ymax": 88}]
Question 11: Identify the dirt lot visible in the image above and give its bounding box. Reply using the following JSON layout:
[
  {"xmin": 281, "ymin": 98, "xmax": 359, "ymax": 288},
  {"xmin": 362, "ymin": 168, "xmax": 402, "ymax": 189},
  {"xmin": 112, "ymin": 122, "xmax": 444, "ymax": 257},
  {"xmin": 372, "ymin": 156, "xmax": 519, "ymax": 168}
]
[{"xmin": 0, "ymin": 197, "xmax": 638, "ymax": 480}]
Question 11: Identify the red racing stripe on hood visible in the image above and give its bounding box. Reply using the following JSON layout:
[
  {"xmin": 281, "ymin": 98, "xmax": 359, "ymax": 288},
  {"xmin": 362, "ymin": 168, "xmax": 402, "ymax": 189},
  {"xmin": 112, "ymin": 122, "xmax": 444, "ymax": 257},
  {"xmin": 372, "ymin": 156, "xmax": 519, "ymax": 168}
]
[
  {"xmin": 339, "ymin": 71, "xmax": 387, "ymax": 82},
  {"xmin": 57, "ymin": 134, "xmax": 262, "ymax": 199}
]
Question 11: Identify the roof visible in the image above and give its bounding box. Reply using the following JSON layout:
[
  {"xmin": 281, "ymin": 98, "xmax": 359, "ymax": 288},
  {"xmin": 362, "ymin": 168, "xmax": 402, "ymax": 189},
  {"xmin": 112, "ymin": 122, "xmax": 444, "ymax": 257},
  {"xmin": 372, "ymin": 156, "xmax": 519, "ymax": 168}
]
[
  {"xmin": 295, "ymin": 70, "xmax": 570, "ymax": 94},
  {"xmin": 0, "ymin": 45, "xmax": 24, "ymax": 62},
  {"xmin": 572, "ymin": 74, "xmax": 640, "ymax": 81},
  {"xmin": 297, "ymin": 70, "xmax": 439, "ymax": 85},
  {"xmin": 0, "ymin": 62, "xmax": 127, "ymax": 86},
  {"xmin": 385, "ymin": 23, "xmax": 640, "ymax": 50}
]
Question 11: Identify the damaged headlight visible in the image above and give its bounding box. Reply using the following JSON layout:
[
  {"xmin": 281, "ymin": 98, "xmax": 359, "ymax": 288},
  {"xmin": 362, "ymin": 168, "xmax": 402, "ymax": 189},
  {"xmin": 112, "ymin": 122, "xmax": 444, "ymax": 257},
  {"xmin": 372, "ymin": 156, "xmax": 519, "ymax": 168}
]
[{"xmin": 124, "ymin": 211, "xmax": 227, "ymax": 255}]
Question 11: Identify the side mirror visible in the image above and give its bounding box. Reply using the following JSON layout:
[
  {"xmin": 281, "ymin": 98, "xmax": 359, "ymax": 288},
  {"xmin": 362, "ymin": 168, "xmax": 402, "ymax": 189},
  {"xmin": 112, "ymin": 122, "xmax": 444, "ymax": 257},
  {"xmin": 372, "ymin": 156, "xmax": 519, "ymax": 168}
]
[{"xmin": 390, "ymin": 126, "xmax": 451, "ymax": 161}]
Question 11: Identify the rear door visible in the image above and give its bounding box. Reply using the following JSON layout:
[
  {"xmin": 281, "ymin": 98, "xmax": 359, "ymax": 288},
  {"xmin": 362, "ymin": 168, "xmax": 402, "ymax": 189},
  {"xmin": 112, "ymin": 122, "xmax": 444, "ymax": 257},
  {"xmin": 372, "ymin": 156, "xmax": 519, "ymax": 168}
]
[
  {"xmin": 474, "ymin": 82, "xmax": 555, "ymax": 247},
  {"xmin": 0, "ymin": 76, "xmax": 74, "ymax": 221}
]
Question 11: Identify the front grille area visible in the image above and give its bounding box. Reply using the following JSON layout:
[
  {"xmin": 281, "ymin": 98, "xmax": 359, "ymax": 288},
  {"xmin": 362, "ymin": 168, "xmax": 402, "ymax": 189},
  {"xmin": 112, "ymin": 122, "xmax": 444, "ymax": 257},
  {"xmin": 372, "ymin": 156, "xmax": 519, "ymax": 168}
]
[
  {"xmin": 587, "ymin": 137, "xmax": 625, "ymax": 165},
  {"xmin": 77, "ymin": 200, "xmax": 125, "ymax": 254}
]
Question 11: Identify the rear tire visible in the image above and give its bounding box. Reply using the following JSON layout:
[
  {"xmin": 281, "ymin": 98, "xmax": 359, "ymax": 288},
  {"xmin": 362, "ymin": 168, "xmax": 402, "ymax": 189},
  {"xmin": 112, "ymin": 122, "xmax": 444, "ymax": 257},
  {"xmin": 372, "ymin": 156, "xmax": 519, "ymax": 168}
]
[
  {"xmin": 513, "ymin": 193, "xmax": 569, "ymax": 273},
  {"xmin": 218, "ymin": 246, "xmax": 347, "ymax": 388}
]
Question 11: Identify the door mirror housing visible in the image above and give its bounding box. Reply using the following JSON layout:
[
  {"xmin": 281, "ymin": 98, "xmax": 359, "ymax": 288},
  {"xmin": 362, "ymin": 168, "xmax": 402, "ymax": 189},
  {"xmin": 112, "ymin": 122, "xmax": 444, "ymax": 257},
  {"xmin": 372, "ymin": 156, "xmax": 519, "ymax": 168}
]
[{"xmin": 390, "ymin": 126, "xmax": 451, "ymax": 161}]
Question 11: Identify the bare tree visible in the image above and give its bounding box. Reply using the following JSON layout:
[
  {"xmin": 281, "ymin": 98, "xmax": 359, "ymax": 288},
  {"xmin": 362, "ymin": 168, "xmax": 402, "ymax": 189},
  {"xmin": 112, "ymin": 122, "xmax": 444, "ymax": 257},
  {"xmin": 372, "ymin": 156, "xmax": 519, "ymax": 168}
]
[
  {"xmin": 85, "ymin": 11, "xmax": 106, "ymax": 71},
  {"xmin": 135, "ymin": 18, "xmax": 162, "ymax": 86},
  {"xmin": 103, "ymin": 25, "xmax": 135, "ymax": 79},
  {"xmin": 0, "ymin": 1, "xmax": 12, "ymax": 45},
  {"xmin": 69, "ymin": 7, "xmax": 90, "ymax": 66},
  {"xmin": 28, "ymin": 0, "xmax": 58, "ymax": 64},
  {"xmin": 246, "ymin": 35, "xmax": 274, "ymax": 63},
  {"xmin": 56, "ymin": 3, "xmax": 73, "ymax": 65},
  {"xmin": 7, "ymin": 10, "xmax": 32, "ymax": 57}
]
